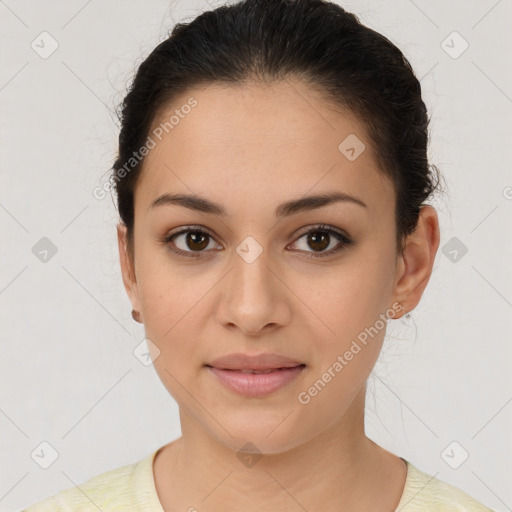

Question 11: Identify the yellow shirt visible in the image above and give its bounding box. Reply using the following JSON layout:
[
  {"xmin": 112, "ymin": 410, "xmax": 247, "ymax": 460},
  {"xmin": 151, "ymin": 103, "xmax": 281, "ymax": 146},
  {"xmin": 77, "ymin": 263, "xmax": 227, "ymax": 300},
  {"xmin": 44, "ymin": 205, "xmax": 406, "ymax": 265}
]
[{"xmin": 21, "ymin": 450, "xmax": 494, "ymax": 511}]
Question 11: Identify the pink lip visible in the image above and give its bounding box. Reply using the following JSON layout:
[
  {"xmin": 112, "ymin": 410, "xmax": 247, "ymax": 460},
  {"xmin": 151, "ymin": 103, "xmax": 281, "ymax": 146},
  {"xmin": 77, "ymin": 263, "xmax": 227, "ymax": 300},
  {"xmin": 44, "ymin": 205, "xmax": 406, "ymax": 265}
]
[
  {"xmin": 206, "ymin": 365, "xmax": 306, "ymax": 398},
  {"xmin": 207, "ymin": 352, "xmax": 304, "ymax": 371}
]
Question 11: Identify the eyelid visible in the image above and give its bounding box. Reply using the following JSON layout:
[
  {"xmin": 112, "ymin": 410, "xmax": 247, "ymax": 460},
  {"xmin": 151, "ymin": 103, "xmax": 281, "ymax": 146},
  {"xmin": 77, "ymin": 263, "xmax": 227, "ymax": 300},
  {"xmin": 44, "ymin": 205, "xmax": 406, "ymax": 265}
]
[{"xmin": 292, "ymin": 223, "xmax": 347, "ymax": 239}]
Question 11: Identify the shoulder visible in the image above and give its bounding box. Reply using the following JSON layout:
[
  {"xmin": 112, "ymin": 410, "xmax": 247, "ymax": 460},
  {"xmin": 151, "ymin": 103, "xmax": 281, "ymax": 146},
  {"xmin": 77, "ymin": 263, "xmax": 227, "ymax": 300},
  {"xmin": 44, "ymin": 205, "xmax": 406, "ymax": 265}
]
[
  {"xmin": 396, "ymin": 460, "xmax": 495, "ymax": 511},
  {"xmin": 21, "ymin": 451, "xmax": 157, "ymax": 512}
]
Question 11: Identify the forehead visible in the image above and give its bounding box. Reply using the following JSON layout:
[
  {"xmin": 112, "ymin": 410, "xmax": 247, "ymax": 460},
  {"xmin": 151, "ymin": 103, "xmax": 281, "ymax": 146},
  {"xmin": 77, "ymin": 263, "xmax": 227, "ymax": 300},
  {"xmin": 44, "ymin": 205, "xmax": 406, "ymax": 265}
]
[
  {"xmin": 152, "ymin": 79, "xmax": 371, "ymax": 149},
  {"xmin": 135, "ymin": 79, "xmax": 394, "ymax": 218}
]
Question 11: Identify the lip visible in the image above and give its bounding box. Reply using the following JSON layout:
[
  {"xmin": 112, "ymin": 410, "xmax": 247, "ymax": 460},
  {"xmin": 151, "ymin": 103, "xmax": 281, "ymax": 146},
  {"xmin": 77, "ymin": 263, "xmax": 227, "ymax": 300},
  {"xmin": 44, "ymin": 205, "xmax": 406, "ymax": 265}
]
[
  {"xmin": 205, "ymin": 352, "xmax": 306, "ymax": 398},
  {"xmin": 206, "ymin": 365, "xmax": 306, "ymax": 398},
  {"xmin": 207, "ymin": 352, "xmax": 304, "ymax": 371}
]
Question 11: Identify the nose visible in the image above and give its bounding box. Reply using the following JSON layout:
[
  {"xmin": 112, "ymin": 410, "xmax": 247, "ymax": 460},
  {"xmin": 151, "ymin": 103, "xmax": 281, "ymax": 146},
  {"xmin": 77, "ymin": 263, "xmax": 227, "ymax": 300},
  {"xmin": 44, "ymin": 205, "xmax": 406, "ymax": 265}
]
[{"xmin": 216, "ymin": 248, "xmax": 291, "ymax": 337}]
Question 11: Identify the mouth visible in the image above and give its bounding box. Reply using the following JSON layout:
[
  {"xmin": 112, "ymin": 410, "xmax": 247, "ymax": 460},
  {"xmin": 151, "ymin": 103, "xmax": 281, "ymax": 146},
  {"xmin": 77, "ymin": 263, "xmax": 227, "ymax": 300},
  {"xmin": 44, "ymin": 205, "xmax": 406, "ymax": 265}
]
[
  {"xmin": 205, "ymin": 363, "xmax": 306, "ymax": 397},
  {"xmin": 205, "ymin": 365, "xmax": 306, "ymax": 373},
  {"xmin": 206, "ymin": 352, "xmax": 305, "ymax": 371}
]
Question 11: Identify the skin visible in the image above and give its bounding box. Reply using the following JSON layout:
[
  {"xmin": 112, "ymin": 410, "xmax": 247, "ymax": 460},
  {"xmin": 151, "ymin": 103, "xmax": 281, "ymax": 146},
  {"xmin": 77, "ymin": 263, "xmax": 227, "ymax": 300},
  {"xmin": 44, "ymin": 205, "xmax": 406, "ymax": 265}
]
[{"xmin": 117, "ymin": 78, "xmax": 440, "ymax": 511}]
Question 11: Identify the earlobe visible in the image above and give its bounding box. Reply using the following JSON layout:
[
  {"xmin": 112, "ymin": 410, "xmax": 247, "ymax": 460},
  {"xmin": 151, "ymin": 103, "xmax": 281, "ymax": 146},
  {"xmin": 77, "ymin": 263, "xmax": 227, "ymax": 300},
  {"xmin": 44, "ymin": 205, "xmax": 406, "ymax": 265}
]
[
  {"xmin": 391, "ymin": 205, "xmax": 440, "ymax": 316},
  {"xmin": 117, "ymin": 223, "xmax": 142, "ymax": 314}
]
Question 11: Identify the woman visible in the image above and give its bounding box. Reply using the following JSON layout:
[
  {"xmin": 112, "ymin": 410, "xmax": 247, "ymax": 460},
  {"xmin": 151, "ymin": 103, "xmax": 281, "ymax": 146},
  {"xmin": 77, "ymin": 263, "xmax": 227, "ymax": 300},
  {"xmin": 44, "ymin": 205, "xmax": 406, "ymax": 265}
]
[{"xmin": 23, "ymin": 0, "xmax": 494, "ymax": 510}]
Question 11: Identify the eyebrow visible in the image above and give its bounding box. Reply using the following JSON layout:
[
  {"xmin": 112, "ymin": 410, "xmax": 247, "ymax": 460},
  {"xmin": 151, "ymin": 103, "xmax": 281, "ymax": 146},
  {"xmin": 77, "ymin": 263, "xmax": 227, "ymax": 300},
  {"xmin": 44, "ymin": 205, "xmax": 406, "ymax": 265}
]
[{"xmin": 149, "ymin": 191, "xmax": 367, "ymax": 218}]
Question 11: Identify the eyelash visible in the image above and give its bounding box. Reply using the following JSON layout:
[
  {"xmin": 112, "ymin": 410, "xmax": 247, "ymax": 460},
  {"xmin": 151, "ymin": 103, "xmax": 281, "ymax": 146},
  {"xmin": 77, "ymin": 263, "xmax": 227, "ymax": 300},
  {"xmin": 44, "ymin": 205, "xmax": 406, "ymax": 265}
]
[{"xmin": 162, "ymin": 224, "xmax": 354, "ymax": 259}]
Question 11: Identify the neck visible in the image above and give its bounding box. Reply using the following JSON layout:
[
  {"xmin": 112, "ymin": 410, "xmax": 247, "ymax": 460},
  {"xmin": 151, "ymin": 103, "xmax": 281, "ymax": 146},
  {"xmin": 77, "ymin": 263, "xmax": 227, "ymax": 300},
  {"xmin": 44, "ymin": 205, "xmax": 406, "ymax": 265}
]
[{"xmin": 153, "ymin": 387, "xmax": 406, "ymax": 512}]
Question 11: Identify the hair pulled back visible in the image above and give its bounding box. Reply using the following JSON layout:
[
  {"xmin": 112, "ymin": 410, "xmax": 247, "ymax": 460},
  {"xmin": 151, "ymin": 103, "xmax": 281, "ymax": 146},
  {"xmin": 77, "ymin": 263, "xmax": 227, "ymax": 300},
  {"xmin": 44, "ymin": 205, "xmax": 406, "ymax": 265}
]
[{"xmin": 111, "ymin": 0, "xmax": 442, "ymax": 260}]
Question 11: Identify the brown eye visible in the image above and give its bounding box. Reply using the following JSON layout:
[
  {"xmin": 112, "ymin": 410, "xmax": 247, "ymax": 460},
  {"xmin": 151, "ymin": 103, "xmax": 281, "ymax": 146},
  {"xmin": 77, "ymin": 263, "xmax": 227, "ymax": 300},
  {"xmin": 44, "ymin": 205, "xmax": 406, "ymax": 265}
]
[
  {"xmin": 163, "ymin": 224, "xmax": 353, "ymax": 259},
  {"xmin": 290, "ymin": 224, "xmax": 353, "ymax": 258},
  {"xmin": 306, "ymin": 231, "xmax": 330, "ymax": 252},
  {"xmin": 164, "ymin": 227, "xmax": 220, "ymax": 257},
  {"xmin": 182, "ymin": 230, "xmax": 210, "ymax": 251}
]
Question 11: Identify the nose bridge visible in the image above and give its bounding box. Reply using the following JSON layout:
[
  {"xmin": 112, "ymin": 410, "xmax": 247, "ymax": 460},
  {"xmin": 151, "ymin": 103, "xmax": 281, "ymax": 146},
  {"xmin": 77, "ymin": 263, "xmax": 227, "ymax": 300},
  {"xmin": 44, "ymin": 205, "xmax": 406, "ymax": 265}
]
[
  {"xmin": 231, "ymin": 242, "xmax": 275, "ymax": 309},
  {"xmin": 217, "ymin": 238, "xmax": 288, "ymax": 334}
]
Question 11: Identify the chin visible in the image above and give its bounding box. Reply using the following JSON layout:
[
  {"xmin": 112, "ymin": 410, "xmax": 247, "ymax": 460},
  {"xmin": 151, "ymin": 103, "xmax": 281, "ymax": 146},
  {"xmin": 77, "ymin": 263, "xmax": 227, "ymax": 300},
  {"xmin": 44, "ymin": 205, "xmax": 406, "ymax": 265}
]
[{"xmin": 209, "ymin": 415, "xmax": 312, "ymax": 457}]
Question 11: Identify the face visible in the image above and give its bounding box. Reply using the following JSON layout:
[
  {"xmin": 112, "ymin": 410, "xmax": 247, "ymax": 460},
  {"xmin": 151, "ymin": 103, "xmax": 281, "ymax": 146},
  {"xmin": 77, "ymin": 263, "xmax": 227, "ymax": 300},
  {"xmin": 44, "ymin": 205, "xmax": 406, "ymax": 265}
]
[{"xmin": 118, "ymin": 79, "xmax": 418, "ymax": 454}]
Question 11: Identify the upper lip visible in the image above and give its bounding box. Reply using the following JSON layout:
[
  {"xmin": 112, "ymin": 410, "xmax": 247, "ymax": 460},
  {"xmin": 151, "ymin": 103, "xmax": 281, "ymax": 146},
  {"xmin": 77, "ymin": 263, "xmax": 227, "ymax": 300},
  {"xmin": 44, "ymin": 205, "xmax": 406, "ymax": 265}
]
[{"xmin": 206, "ymin": 352, "xmax": 305, "ymax": 370}]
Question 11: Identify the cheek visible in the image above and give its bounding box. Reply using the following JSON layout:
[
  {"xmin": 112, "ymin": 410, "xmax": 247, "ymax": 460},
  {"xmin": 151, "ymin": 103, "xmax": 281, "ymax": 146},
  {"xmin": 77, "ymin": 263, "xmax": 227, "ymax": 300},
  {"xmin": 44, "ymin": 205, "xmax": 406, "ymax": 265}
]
[
  {"xmin": 135, "ymin": 245, "xmax": 203, "ymax": 332},
  {"xmin": 296, "ymin": 246, "xmax": 395, "ymax": 386},
  {"xmin": 143, "ymin": 295, "xmax": 204, "ymax": 407},
  {"xmin": 300, "ymin": 254, "xmax": 393, "ymax": 341},
  {"xmin": 296, "ymin": 274, "xmax": 388, "ymax": 421},
  {"xmin": 135, "ymin": 257, "xmax": 203, "ymax": 377}
]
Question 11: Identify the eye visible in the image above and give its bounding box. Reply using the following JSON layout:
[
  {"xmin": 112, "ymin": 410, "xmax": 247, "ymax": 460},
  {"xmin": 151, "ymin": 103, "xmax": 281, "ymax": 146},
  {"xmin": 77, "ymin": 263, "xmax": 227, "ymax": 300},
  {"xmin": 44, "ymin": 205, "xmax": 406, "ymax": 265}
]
[
  {"xmin": 289, "ymin": 224, "xmax": 353, "ymax": 258},
  {"xmin": 163, "ymin": 226, "xmax": 221, "ymax": 258},
  {"xmin": 162, "ymin": 224, "xmax": 353, "ymax": 259}
]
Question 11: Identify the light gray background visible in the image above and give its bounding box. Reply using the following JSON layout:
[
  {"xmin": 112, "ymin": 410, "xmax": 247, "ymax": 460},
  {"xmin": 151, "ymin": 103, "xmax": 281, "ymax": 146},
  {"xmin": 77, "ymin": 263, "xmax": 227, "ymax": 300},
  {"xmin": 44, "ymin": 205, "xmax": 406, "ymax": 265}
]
[{"xmin": 1, "ymin": 0, "xmax": 511, "ymax": 510}]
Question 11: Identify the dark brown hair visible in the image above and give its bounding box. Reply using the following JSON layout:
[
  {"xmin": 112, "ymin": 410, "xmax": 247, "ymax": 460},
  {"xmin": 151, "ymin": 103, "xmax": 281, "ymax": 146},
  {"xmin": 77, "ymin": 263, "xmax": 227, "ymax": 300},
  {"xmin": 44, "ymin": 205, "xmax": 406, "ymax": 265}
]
[{"xmin": 111, "ymin": 0, "xmax": 443, "ymax": 261}]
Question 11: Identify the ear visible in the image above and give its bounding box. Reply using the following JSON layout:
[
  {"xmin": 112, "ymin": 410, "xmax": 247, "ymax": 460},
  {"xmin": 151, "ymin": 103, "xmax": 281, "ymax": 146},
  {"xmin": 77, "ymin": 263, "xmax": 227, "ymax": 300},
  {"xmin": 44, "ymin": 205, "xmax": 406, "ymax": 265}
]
[
  {"xmin": 391, "ymin": 205, "xmax": 440, "ymax": 317},
  {"xmin": 117, "ymin": 223, "xmax": 142, "ymax": 315}
]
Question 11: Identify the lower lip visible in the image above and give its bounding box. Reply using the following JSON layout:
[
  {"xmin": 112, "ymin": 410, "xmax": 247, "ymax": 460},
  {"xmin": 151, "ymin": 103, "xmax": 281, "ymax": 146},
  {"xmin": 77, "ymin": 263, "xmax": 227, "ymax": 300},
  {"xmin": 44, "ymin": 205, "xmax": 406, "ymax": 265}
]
[{"xmin": 206, "ymin": 365, "xmax": 306, "ymax": 398}]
